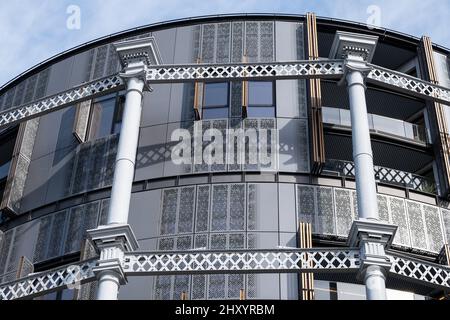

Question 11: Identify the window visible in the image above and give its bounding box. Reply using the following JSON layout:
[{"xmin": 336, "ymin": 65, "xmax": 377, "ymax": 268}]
[
  {"xmin": 247, "ymin": 81, "xmax": 275, "ymax": 117},
  {"xmin": 0, "ymin": 127, "xmax": 18, "ymax": 201},
  {"xmin": 202, "ymin": 82, "xmax": 229, "ymax": 120},
  {"xmin": 87, "ymin": 93, "xmax": 124, "ymax": 141}
]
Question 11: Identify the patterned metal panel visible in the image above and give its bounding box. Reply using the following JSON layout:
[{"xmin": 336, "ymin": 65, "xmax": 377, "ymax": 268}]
[
  {"xmin": 195, "ymin": 185, "xmax": 210, "ymax": 232},
  {"xmin": 316, "ymin": 187, "xmax": 335, "ymax": 235},
  {"xmin": 389, "ymin": 197, "xmax": 411, "ymax": 247},
  {"xmin": 334, "ymin": 188, "xmax": 354, "ymax": 236},
  {"xmin": 211, "ymin": 185, "xmax": 228, "ymax": 231},
  {"xmin": 406, "ymin": 201, "xmax": 428, "ymax": 250},
  {"xmin": 423, "ymin": 205, "xmax": 445, "ymax": 253}
]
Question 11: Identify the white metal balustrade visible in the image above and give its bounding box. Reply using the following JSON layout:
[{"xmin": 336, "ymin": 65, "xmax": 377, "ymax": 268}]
[
  {"xmin": 1, "ymin": 59, "xmax": 450, "ymax": 129},
  {"xmin": 1, "ymin": 249, "xmax": 449, "ymax": 300}
]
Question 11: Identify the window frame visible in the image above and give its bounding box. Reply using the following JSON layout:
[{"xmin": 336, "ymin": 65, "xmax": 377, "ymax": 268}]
[
  {"xmin": 246, "ymin": 80, "xmax": 276, "ymax": 118},
  {"xmin": 86, "ymin": 91, "xmax": 125, "ymax": 142}
]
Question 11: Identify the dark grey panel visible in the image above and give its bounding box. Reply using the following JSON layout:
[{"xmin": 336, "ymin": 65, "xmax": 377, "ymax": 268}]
[
  {"xmin": 135, "ymin": 124, "xmax": 167, "ymax": 181},
  {"xmin": 278, "ymin": 118, "xmax": 309, "ymax": 172},
  {"xmin": 276, "ymin": 80, "xmax": 307, "ymax": 119},
  {"xmin": 153, "ymin": 28, "xmax": 176, "ymax": 65},
  {"xmin": 45, "ymin": 146, "xmax": 77, "ymax": 204},
  {"xmin": 140, "ymin": 85, "xmax": 171, "ymax": 127},
  {"xmin": 31, "ymin": 107, "xmax": 78, "ymax": 161},
  {"xmin": 46, "ymin": 58, "xmax": 74, "ymax": 96},
  {"xmin": 68, "ymin": 51, "xmax": 93, "ymax": 87},
  {"xmin": 20, "ymin": 152, "xmax": 52, "ymax": 212},
  {"xmin": 119, "ymin": 276, "xmax": 154, "ymax": 300},
  {"xmin": 168, "ymin": 83, "xmax": 195, "ymax": 123},
  {"xmin": 164, "ymin": 121, "xmax": 194, "ymax": 177},
  {"xmin": 278, "ymin": 184, "xmax": 297, "ymax": 233},
  {"xmin": 173, "ymin": 25, "xmax": 200, "ymax": 64}
]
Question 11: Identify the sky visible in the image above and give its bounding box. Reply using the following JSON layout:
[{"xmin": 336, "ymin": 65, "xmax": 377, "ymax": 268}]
[{"xmin": 1, "ymin": 0, "xmax": 450, "ymax": 87}]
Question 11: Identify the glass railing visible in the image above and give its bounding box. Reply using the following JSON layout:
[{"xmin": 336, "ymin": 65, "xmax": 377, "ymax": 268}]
[
  {"xmin": 322, "ymin": 107, "xmax": 427, "ymax": 144},
  {"xmin": 323, "ymin": 159, "xmax": 436, "ymax": 194}
]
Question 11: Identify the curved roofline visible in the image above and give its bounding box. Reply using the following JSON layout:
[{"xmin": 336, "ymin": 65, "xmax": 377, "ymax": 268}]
[{"xmin": 2, "ymin": 12, "xmax": 449, "ymax": 93}]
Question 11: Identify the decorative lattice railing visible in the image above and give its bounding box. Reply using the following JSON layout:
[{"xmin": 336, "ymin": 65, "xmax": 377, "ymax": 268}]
[
  {"xmin": 323, "ymin": 159, "xmax": 436, "ymax": 193},
  {"xmin": 1, "ymin": 60, "xmax": 450, "ymax": 128},
  {"xmin": 1, "ymin": 249, "xmax": 449, "ymax": 300}
]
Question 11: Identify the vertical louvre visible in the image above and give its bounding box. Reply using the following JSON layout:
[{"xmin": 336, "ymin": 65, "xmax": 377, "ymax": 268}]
[
  {"xmin": 306, "ymin": 12, "xmax": 325, "ymax": 174},
  {"xmin": 1, "ymin": 118, "xmax": 40, "ymax": 215},
  {"xmin": 73, "ymin": 100, "xmax": 92, "ymax": 143},
  {"xmin": 298, "ymin": 222, "xmax": 314, "ymax": 300}
]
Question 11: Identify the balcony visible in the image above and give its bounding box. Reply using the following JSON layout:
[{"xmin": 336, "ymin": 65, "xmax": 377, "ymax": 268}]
[
  {"xmin": 323, "ymin": 159, "xmax": 436, "ymax": 194},
  {"xmin": 322, "ymin": 107, "xmax": 427, "ymax": 144}
]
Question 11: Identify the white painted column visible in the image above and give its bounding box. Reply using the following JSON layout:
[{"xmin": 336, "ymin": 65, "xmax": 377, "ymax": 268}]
[
  {"xmin": 330, "ymin": 31, "xmax": 392, "ymax": 301},
  {"xmin": 107, "ymin": 77, "xmax": 144, "ymax": 225},
  {"xmin": 364, "ymin": 265, "xmax": 387, "ymax": 300},
  {"xmin": 346, "ymin": 68, "xmax": 379, "ymax": 221},
  {"xmin": 91, "ymin": 37, "xmax": 161, "ymax": 301},
  {"xmin": 96, "ymin": 271, "xmax": 121, "ymax": 300}
]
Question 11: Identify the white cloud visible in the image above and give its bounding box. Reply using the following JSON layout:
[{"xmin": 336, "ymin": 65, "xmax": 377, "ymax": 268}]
[{"xmin": 0, "ymin": 0, "xmax": 449, "ymax": 87}]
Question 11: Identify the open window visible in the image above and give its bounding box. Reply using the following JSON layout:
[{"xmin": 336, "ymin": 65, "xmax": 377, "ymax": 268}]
[{"xmin": 73, "ymin": 92, "xmax": 125, "ymax": 143}]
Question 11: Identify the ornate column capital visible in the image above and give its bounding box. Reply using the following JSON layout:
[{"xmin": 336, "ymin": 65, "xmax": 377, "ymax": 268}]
[
  {"xmin": 347, "ymin": 219, "xmax": 398, "ymax": 277},
  {"xmin": 329, "ymin": 31, "xmax": 379, "ymax": 83},
  {"xmin": 87, "ymin": 224, "xmax": 139, "ymax": 285},
  {"xmin": 114, "ymin": 37, "xmax": 162, "ymax": 85}
]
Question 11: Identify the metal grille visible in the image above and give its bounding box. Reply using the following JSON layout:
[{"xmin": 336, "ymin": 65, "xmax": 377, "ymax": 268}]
[
  {"xmin": 0, "ymin": 259, "xmax": 97, "ymax": 300},
  {"xmin": 324, "ymin": 159, "xmax": 436, "ymax": 193},
  {"xmin": 388, "ymin": 253, "xmax": 450, "ymax": 290},
  {"xmin": 122, "ymin": 249, "xmax": 360, "ymax": 275},
  {"xmin": 0, "ymin": 75, "xmax": 124, "ymax": 128},
  {"xmin": 146, "ymin": 60, "xmax": 344, "ymax": 83},
  {"xmin": 368, "ymin": 64, "xmax": 450, "ymax": 105}
]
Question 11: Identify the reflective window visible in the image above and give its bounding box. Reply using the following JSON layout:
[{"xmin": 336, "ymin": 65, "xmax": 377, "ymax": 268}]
[
  {"xmin": 88, "ymin": 93, "xmax": 124, "ymax": 141},
  {"xmin": 248, "ymin": 81, "xmax": 275, "ymax": 117},
  {"xmin": 203, "ymin": 82, "xmax": 229, "ymax": 119}
]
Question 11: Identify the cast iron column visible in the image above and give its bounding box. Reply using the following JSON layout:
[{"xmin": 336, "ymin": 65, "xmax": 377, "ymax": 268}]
[{"xmin": 89, "ymin": 37, "xmax": 161, "ymax": 300}]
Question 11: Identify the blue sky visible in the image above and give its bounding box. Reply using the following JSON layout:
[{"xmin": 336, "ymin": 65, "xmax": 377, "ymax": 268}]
[{"xmin": 1, "ymin": 0, "xmax": 449, "ymax": 87}]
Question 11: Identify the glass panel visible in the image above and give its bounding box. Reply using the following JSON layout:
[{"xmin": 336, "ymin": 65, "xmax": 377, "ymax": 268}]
[
  {"xmin": 89, "ymin": 97, "xmax": 116, "ymax": 140},
  {"xmin": 247, "ymin": 107, "xmax": 275, "ymax": 118},
  {"xmin": 248, "ymin": 81, "xmax": 273, "ymax": 106},
  {"xmin": 322, "ymin": 107, "xmax": 340, "ymax": 125},
  {"xmin": 372, "ymin": 115, "xmax": 405, "ymax": 137},
  {"xmin": 203, "ymin": 82, "xmax": 228, "ymax": 107},
  {"xmin": 202, "ymin": 107, "xmax": 229, "ymax": 120}
]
